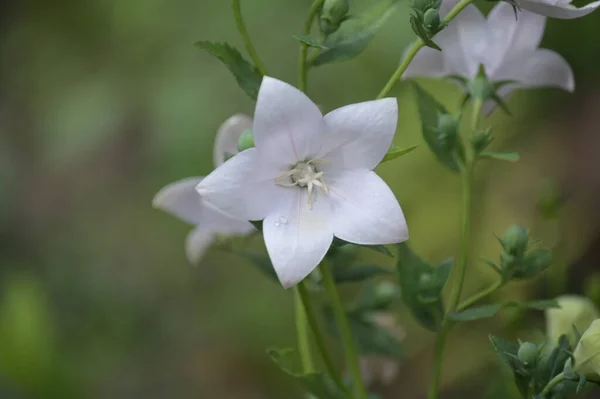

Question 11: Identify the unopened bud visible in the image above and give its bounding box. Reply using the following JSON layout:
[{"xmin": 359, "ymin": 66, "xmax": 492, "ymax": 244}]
[
  {"xmin": 472, "ymin": 129, "xmax": 493, "ymax": 153},
  {"xmin": 320, "ymin": 0, "xmax": 350, "ymax": 35},
  {"xmin": 569, "ymin": 319, "xmax": 600, "ymax": 380},
  {"xmin": 375, "ymin": 281, "xmax": 399, "ymax": 304},
  {"xmin": 436, "ymin": 113, "xmax": 459, "ymax": 150},
  {"xmin": 523, "ymin": 248, "xmax": 551, "ymax": 272},
  {"xmin": 236, "ymin": 128, "xmax": 254, "ymax": 152},
  {"xmin": 502, "ymin": 225, "xmax": 529, "ymax": 257},
  {"xmin": 517, "ymin": 342, "xmax": 539, "ymax": 366},
  {"xmin": 467, "ymin": 75, "xmax": 494, "ymax": 100},
  {"xmin": 423, "ymin": 8, "xmax": 440, "ymax": 31}
]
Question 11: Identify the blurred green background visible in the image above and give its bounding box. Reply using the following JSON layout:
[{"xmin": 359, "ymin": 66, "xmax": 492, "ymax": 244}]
[{"xmin": 2, "ymin": 0, "xmax": 600, "ymax": 398}]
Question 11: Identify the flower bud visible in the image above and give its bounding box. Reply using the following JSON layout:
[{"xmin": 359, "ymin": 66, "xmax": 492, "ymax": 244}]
[
  {"xmin": 467, "ymin": 75, "xmax": 494, "ymax": 100},
  {"xmin": 501, "ymin": 225, "xmax": 529, "ymax": 257},
  {"xmin": 569, "ymin": 319, "xmax": 600, "ymax": 379},
  {"xmin": 423, "ymin": 8, "xmax": 440, "ymax": 31},
  {"xmin": 523, "ymin": 248, "xmax": 551, "ymax": 272},
  {"xmin": 546, "ymin": 295, "xmax": 599, "ymax": 346},
  {"xmin": 319, "ymin": 0, "xmax": 350, "ymax": 35},
  {"xmin": 436, "ymin": 113, "xmax": 459, "ymax": 151},
  {"xmin": 471, "ymin": 129, "xmax": 493, "ymax": 153},
  {"xmin": 375, "ymin": 281, "xmax": 399, "ymax": 304},
  {"xmin": 517, "ymin": 341, "xmax": 539, "ymax": 366},
  {"xmin": 236, "ymin": 128, "xmax": 254, "ymax": 152}
]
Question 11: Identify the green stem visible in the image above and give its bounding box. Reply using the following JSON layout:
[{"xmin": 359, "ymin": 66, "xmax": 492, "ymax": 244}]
[
  {"xmin": 320, "ymin": 260, "xmax": 368, "ymax": 399},
  {"xmin": 299, "ymin": 0, "xmax": 325, "ymax": 92},
  {"xmin": 539, "ymin": 372, "xmax": 566, "ymax": 398},
  {"xmin": 456, "ymin": 279, "xmax": 503, "ymax": 312},
  {"xmin": 294, "ymin": 286, "xmax": 315, "ymax": 373},
  {"xmin": 232, "ymin": 0, "xmax": 268, "ymax": 75},
  {"xmin": 427, "ymin": 97, "xmax": 483, "ymax": 399},
  {"xmin": 375, "ymin": 0, "xmax": 476, "ymax": 99},
  {"xmin": 297, "ymin": 281, "xmax": 348, "ymax": 394}
]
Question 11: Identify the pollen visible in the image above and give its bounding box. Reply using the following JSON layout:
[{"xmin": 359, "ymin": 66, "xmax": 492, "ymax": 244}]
[{"xmin": 275, "ymin": 159, "xmax": 329, "ymax": 208}]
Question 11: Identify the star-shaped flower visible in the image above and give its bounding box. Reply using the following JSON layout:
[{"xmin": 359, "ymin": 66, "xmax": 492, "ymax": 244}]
[
  {"xmin": 403, "ymin": 2, "xmax": 574, "ymax": 111},
  {"xmin": 153, "ymin": 115, "xmax": 255, "ymax": 264},
  {"xmin": 517, "ymin": 0, "xmax": 600, "ymax": 19},
  {"xmin": 197, "ymin": 77, "xmax": 408, "ymax": 288}
]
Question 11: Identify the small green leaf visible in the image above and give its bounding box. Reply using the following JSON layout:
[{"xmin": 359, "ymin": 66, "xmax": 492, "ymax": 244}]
[
  {"xmin": 267, "ymin": 348, "xmax": 343, "ymax": 399},
  {"xmin": 294, "ymin": 34, "xmax": 329, "ymax": 49},
  {"xmin": 381, "ymin": 145, "xmax": 418, "ymax": 163},
  {"xmin": 577, "ymin": 374, "xmax": 587, "ymax": 393},
  {"xmin": 349, "ymin": 313, "xmax": 405, "ymax": 359},
  {"xmin": 194, "ymin": 41, "xmax": 263, "ymax": 100},
  {"xmin": 312, "ymin": 0, "xmax": 398, "ymax": 66},
  {"xmin": 449, "ymin": 304, "xmax": 503, "ymax": 322},
  {"xmin": 236, "ymin": 253, "xmax": 278, "ymax": 281},
  {"xmin": 478, "ymin": 152, "xmax": 520, "ymax": 162},
  {"xmin": 412, "ymin": 82, "xmax": 460, "ymax": 172},
  {"xmin": 490, "ymin": 336, "xmax": 532, "ymax": 398},
  {"xmin": 333, "ymin": 264, "xmax": 391, "ymax": 284},
  {"xmin": 520, "ymin": 299, "xmax": 560, "ymax": 311}
]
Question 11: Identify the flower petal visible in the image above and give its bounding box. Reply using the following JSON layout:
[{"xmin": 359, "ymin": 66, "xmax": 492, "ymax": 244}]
[
  {"xmin": 263, "ymin": 188, "xmax": 334, "ymax": 288},
  {"xmin": 253, "ymin": 76, "xmax": 325, "ymax": 166},
  {"xmin": 494, "ymin": 48, "xmax": 575, "ymax": 92},
  {"xmin": 185, "ymin": 227, "xmax": 215, "ymax": 264},
  {"xmin": 452, "ymin": 4, "xmax": 488, "ymax": 77},
  {"xmin": 517, "ymin": 0, "xmax": 600, "ymax": 19},
  {"xmin": 197, "ymin": 148, "xmax": 288, "ymax": 221},
  {"xmin": 328, "ymin": 170, "xmax": 408, "ymax": 245},
  {"xmin": 153, "ymin": 177, "xmax": 205, "ymax": 225},
  {"xmin": 213, "ymin": 114, "xmax": 253, "ymax": 167},
  {"xmin": 320, "ymin": 98, "xmax": 398, "ymax": 171},
  {"xmin": 402, "ymin": 46, "xmax": 447, "ymax": 80},
  {"xmin": 486, "ymin": 5, "xmax": 546, "ymax": 76}
]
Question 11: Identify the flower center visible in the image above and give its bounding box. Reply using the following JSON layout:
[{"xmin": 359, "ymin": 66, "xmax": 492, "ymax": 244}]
[{"xmin": 275, "ymin": 160, "xmax": 329, "ymax": 208}]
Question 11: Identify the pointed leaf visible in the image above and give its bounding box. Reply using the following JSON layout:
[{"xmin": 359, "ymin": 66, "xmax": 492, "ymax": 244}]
[
  {"xmin": 313, "ymin": 1, "xmax": 398, "ymax": 66},
  {"xmin": 449, "ymin": 304, "xmax": 503, "ymax": 322},
  {"xmin": 577, "ymin": 374, "xmax": 587, "ymax": 393},
  {"xmin": 293, "ymin": 34, "xmax": 329, "ymax": 49},
  {"xmin": 349, "ymin": 313, "xmax": 405, "ymax": 359},
  {"xmin": 267, "ymin": 348, "xmax": 343, "ymax": 399},
  {"xmin": 333, "ymin": 264, "xmax": 392, "ymax": 284},
  {"xmin": 194, "ymin": 41, "xmax": 263, "ymax": 100},
  {"xmin": 381, "ymin": 145, "xmax": 418, "ymax": 163},
  {"xmin": 520, "ymin": 299, "xmax": 560, "ymax": 311},
  {"xmin": 478, "ymin": 152, "xmax": 520, "ymax": 162},
  {"xmin": 412, "ymin": 82, "xmax": 460, "ymax": 172}
]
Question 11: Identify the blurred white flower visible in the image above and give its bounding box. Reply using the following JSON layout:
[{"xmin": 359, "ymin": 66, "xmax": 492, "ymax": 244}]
[
  {"xmin": 517, "ymin": 0, "xmax": 600, "ymax": 19},
  {"xmin": 570, "ymin": 319, "xmax": 600, "ymax": 379},
  {"xmin": 153, "ymin": 115, "xmax": 255, "ymax": 264},
  {"xmin": 197, "ymin": 77, "xmax": 408, "ymax": 288},
  {"xmin": 359, "ymin": 313, "xmax": 405, "ymax": 386},
  {"xmin": 403, "ymin": 2, "xmax": 574, "ymax": 111},
  {"xmin": 546, "ymin": 295, "xmax": 599, "ymax": 346}
]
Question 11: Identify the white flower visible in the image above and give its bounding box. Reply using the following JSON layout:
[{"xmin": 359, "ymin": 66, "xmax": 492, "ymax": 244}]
[
  {"xmin": 517, "ymin": 0, "xmax": 600, "ymax": 19},
  {"xmin": 153, "ymin": 115, "xmax": 255, "ymax": 264},
  {"xmin": 196, "ymin": 77, "xmax": 408, "ymax": 288},
  {"xmin": 403, "ymin": 2, "xmax": 574, "ymax": 111},
  {"xmin": 546, "ymin": 295, "xmax": 599, "ymax": 346}
]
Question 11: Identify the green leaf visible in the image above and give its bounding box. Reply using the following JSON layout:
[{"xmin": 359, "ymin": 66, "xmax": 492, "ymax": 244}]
[
  {"xmin": 520, "ymin": 299, "xmax": 560, "ymax": 311},
  {"xmin": 381, "ymin": 145, "xmax": 418, "ymax": 163},
  {"xmin": 412, "ymin": 82, "xmax": 460, "ymax": 172},
  {"xmin": 348, "ymin": 313, "xmax": 405, "ymax": 359},
  {"xmin": 194, "ymin": 41, "xmax": 263, "ymax": 100},
  {"xmin": 449, "ymin": 304, "xmax": 503, "ymax": 322},
  {"xmin": 534, "ymin": 335, "xmax": 573, "ymax": 394},
  {"xmin": 478, "ymin": 152, "xmax": 520, "ymax": 162},
  {"xmin": 395, "ymin": 243, "xmax": 446, "ymax": 331},
  {"xmin": 333, "ymin": 264, "xmax": 391, "ymax": 284},
  {"xmin": 312, "ymin": 0, "xmax": 398, "ymax": 66},
  {"xmin": 490, "ymin": 336, "xmax": 532, "ymax": 399},
  {"xmin": 267, "ymin": 348, "xmax": 343, "ymax": 399},
  {"xmin": 294, "ymin": 34, "xmax": 329, "ymax": 49},
  {"xmin": 577, "ymin": 374, "xmax": 587, "ymax": 393}
]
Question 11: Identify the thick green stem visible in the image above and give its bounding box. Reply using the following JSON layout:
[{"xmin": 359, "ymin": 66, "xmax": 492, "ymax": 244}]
[
  {"xmin": 320, "ymin": 260, "xmax": 368, "ymax": 399},
  {"xmin": 376, "ymin": 0, "xmax": 476, "ymax": 99},
  {"xmin": 539, "ymin": 372, "xmax": 566, "ymax": 398},
  {"xmin": 427, "ymin": 98, "xmax": 483, "ymax": 399},
  {"xmin": 232, "ymin": 0, "xmax": 268, "ymax": 75},
  {"xmin": 294, "ymin": 286, "xmax": 315, "ymax": 373},
  {"xmin": 299, "ymin": 0, "xmax": 325, "ymax": 92},
  {"xmin": 297, "ymin": 281, "xmax": 348, "ymax": 394},
  {"xmin": 456, "ymin": 279, "xmax": 503, "ymax": 312}
]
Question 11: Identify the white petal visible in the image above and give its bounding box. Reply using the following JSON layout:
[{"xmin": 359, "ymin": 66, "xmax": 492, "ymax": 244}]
[
  {"xmin": 452, "ymin": 4, "xmax": 489, "ymax": 77},
  {"xmin": 201, "ymin": 201, "xmax": 256, "ymax": 236},
  {"xmin": 495, "ymin": 49, "xmax": 575, "ymax": 92},
  {"xmin": 327, "ymin": 170, "xmax": 408, "ymax": 245},
  {"xmin": 263, "ymin": 189, "xmax": 334, "ymax": 288},
  {"xmin": 402, "ymin": 45, "xmax": 447, "ymax": 80},
  {"xmin": 196, "ymin": 148, "xmax": 289, "ymax": 221},
  {"xmin": 518, "ymin": 0, "xmax": 600, "ymax": 18},
  {"xmin": 153, "ymin": 177, "xmax": 205, "ymax": 225},
  {"xmin": 253, "ymin": 76, "xmax": 326, "ymax": 166},
  {"xmin": 320, "ymin": 98, "xmax": 398, "ymax": 171},
  {"xmin": 185, "ymin": 227, "xmax": 215, "ymax": 264},
  {"xmin": 486, "ymin": 5, "xmax": 546, "ymax": 76},
  {"xmin": 213, "ymin": 114, "xmax": 253, "ymax": 167}
]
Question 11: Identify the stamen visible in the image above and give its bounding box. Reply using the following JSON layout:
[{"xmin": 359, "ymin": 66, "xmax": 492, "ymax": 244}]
[{"xmin": 275, "ymin": 159, "xmax": 329, "ymax": 208}]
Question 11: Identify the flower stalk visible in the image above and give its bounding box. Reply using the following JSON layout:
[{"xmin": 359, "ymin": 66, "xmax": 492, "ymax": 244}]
[
  {"xmin": 299, "ymin": 0, "xmax": 326, "ymax": 92},
  {"xmin": 232, "ymin": 0, "xmax": 268, "ymax": 75}
]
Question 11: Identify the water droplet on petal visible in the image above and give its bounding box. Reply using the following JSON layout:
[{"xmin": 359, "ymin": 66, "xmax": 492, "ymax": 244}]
[
  {"xmin": 278, "ymin": 217, "xmax": 288, "ymax": 224},
  {"xmin": 274, "ymin": 221, "xmax": 281, "ymax": 228}
]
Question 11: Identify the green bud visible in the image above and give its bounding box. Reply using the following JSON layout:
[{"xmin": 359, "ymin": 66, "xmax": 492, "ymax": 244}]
[
  {"xmin": 319, "ymin": 0, "xmax": 350, "ymax": 35},
  {"xmin": 502, "ymin": 225, "xmax": 529, "ymax": 257},
  {"xmin": 436, "ymin": 113, "xmax": 459, "ymax": 150},
  {"xmin": 517, "ymin": 342, "xmax": 539, "ymax": 366},
  {"xmin": 546, "ymin": 295, "xmax": 599, "ymax": 346},
  {"xmin": 236, "ymin": 128, "xmax": 254, "ymax": 152},
  {"xmin": 471, "ymin": 128, "xmax": 493, "ymax": 153},
  {"xmin": 418, "ymin": 272, "xmax": 435, "ymax": 292},
  {"xmin": 467, "ymin": 75, "xmax": 494, "ymax": 100},
  {"xmin": 570, "ymin": 319, "xmax": 600, "ymax": 380},
  {"xmin": 375, "ymin": 281, "xmax": 398, "ymax": 303},
  {"xmin": 410, "ymin": 0, "xmax": 431, "ymax": 11},
  {"xmin": 423, "ymin": 8, "xmax": 440, "ymax": 31},
  {"xmin": 523, "ymin": 248, "xmax": 551, "ymax": 272}
]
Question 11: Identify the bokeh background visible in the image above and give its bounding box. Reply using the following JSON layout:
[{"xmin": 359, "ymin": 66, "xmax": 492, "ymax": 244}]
[{"xmin": 2, "ymin": 0, "xmax": 600, "ymax": 398}]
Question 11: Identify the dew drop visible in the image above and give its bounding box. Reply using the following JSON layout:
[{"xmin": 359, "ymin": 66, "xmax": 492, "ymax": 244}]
[
  {"xmin": 274, "ymin": 221, "xmax": 281, "ymax": 228},
  {"xmin": 278, "ymin": 216, "xmax": 288, "ymax": 224}
]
